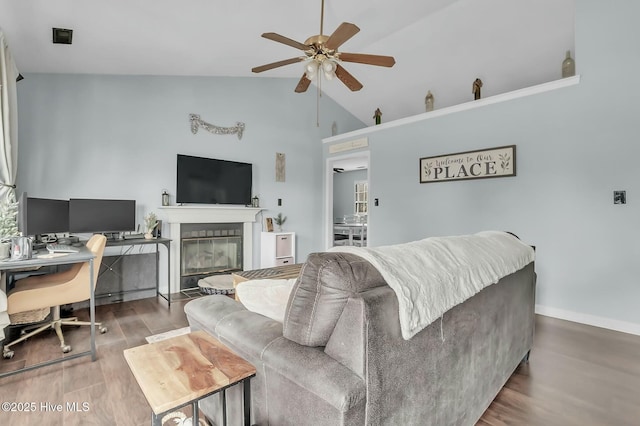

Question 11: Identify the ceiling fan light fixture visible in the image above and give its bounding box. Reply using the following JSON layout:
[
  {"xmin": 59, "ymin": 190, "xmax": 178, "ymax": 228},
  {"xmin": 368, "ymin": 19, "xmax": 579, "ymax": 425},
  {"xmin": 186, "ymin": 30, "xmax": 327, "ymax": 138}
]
[
  {"xmin": 322, "ymin": 60, "xmax": 335, "ymax": 72},
  {"xmin": 305, "ymin": 60, "xmax": 319, "ymax": 80},
  {"xmin": 322, "ymin": 59, "xmax": 337, "ymax": 80}
]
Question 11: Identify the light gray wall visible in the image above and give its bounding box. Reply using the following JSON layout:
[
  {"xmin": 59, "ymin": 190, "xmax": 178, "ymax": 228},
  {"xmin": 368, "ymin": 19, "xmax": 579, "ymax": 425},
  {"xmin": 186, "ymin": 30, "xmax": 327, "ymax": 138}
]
[
  {"xmin": 15, "ymin": 74, "xmax": 364, "ymax": 266},
  {"xmin": 333, "ymin": 169, "xmax": 367, "ymax": 220},
  {"xmin": 324, "ymin": 0, "xmax": 640, "ymax": 330}
]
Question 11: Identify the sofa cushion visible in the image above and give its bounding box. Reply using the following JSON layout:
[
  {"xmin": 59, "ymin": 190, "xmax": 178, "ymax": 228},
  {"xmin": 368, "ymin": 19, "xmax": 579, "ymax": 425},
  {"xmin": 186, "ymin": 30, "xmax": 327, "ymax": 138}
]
[{"xmin": 283, "ymin": 252, "xmax": 386, "ymax": 347}]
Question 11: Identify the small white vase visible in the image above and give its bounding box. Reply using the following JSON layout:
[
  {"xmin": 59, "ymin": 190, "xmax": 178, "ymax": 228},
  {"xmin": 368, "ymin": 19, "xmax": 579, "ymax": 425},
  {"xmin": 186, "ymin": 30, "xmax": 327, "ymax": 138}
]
[{"xmin": 144, "ymin": 232, "xmax": 154, "ymax": 240}]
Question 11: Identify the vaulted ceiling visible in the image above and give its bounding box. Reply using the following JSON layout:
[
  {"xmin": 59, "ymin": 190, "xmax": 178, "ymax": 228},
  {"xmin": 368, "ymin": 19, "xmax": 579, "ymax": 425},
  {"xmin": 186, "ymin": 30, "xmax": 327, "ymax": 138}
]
[{"xmin": 0, "ymin": 0, "xmax": 574, "ymax": 124}]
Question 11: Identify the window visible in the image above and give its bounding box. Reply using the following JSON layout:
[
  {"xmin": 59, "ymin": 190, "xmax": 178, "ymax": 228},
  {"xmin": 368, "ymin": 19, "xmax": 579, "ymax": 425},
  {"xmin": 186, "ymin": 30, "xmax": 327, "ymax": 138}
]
[{"xmin": 355, "ymin": 181, "xmax": 368, "ymax": 214}]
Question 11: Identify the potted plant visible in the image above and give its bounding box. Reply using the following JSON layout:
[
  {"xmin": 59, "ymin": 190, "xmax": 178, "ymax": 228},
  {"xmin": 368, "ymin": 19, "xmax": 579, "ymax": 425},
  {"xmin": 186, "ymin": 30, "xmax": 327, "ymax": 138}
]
[
  {"xmin": 0, "ymin": 197, "xmax": 19, "ymax": 259},
  {"xmin": 144, "ymin": 212, "xmax": 158, "ymax": 239},
  {"xmin": 274, "ymin": 212, "xmax": 287, "ymax": 232}
]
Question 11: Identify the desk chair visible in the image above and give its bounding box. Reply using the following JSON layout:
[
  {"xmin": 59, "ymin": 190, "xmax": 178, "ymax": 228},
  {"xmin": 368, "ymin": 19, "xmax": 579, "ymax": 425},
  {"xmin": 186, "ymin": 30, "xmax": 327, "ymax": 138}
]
[{"xmin": 3, "ymin": 235, "xmax": 108, "ymax": 359}]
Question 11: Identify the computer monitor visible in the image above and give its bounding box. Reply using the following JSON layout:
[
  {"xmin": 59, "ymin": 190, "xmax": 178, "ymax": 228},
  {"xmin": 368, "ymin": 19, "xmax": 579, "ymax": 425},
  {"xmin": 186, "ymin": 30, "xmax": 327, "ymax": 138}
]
[
  {"xmin": 69, "ymin": 198, "xmax": 136, "ymax": 233},
  {"xmin": 17, "ymin": 192, "xmax": 70, "ymax": 237}
]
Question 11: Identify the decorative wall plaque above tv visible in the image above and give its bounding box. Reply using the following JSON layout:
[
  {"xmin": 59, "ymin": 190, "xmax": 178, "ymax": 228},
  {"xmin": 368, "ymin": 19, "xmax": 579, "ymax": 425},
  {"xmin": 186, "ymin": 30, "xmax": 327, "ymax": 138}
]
[
  {"xmin": 176, "ymin": 154, "xmax": 253, "ymax": 205},
  {"xmin": 420, "ymin": 145, "xmax": 516, "ymax": 184}
]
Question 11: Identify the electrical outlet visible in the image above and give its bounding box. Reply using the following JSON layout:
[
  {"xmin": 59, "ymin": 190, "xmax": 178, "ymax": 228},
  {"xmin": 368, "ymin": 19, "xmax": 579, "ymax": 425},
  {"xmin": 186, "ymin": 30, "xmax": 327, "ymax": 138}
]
[
  {"xmin": 374, "ymin": 198, "xmax": 379, "ymax": 206},
  {"xmin": 278, "ymin": 198, "xmax": 282, "ymax": 206}
]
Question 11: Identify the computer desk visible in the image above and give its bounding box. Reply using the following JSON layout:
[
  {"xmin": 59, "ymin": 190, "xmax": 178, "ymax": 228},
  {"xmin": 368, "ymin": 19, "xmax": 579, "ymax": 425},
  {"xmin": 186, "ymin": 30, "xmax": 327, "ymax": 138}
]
[
  {"xmin": 0, "ymin": 247, "xmax": 97, "ymax": 378},
  {"xmin": 103, "ymin": 237, "xmax": 172, "ymax": 306}
]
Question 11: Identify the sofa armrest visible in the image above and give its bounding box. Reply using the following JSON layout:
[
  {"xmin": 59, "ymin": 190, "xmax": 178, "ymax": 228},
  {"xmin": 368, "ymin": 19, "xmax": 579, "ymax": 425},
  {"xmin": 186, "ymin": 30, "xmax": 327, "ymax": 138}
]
[
  {"xmin": 260, "ymin": 336, "xmax": 366, "ymax": 412},
  {"xmin": 184, "ymin": 295, "xmax": 246, "ymax": 334},
  {"xmin": 185, "ymin": 295, "xmax": 366, "ymax": 412},
  {"xmin": 185, "ymin": 295, "xmax": 284, "ymax": 357}
]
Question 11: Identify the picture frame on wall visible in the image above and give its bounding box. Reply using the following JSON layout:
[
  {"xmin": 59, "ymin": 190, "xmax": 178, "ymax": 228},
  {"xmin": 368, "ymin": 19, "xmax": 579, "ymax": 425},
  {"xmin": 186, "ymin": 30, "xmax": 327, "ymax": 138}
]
[
  {"xmin": 265, "ymin": 217, "xmax": 274, "ymax": 232},
  {"xmin": 420, "ymin": 145, "xmax": 516, "ymax": 184}
]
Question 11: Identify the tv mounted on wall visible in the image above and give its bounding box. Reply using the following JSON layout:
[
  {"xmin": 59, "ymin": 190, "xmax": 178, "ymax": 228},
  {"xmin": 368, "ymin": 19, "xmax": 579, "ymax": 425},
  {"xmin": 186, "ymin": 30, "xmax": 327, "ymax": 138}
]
[{"xmin": 176, "ymin": 154, "xmax": 253, "ymax": 205}]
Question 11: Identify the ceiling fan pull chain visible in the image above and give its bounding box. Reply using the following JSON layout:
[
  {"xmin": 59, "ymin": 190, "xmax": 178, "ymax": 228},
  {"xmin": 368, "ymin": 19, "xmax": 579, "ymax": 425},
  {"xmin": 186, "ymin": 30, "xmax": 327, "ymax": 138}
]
[{"xmin": 317, "ymin": 78, "xmax": 321, "ymax": 127}]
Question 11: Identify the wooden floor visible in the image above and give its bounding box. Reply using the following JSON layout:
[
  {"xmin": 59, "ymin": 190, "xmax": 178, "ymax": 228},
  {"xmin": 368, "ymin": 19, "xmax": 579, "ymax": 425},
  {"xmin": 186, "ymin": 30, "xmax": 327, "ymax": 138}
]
[{"xmin": 1, "ymin": 297, "xmax": 639, "ymax": 426}]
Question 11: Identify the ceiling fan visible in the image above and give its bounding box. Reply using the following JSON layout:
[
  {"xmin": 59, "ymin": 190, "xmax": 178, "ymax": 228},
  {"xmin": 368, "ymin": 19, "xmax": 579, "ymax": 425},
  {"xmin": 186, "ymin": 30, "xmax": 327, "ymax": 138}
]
[{"xmin": 251, "ymin": 0, "xmax": 396, "ymax": 93}]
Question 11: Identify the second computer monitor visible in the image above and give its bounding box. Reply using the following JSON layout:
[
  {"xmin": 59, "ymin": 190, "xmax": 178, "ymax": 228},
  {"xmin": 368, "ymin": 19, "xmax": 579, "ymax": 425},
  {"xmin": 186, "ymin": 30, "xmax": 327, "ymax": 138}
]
[{"xmin": 69, "ymin": 199, "xmax": 136, "ymax": 234}]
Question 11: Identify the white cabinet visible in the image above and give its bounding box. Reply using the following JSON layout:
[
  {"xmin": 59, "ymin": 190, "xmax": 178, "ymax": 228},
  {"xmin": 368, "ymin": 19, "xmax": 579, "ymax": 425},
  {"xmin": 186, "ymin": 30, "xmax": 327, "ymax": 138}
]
[{"xmin": 261, "ymin": 232, "xmax": 296, "ymax": 268}]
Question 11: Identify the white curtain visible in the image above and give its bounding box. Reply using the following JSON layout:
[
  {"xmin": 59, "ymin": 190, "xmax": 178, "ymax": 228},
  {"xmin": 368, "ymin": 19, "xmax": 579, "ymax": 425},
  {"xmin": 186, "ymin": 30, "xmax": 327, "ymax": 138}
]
[
  {"xmin": 0, "ymin": 29, "xmax": 19, "ymax": 208},
  {"xmin": 0, "ymin": 31, "xmax": 19, "ymax": 331}
]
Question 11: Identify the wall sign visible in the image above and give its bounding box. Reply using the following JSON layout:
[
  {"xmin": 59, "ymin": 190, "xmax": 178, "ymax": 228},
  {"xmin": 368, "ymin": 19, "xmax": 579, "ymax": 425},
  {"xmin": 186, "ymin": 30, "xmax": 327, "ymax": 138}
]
[
  {"xmin": 189, "ymin": 113, "xmax": 245, "ymax": 140},
  {"xmin": 420, "ymin": 145, "xmax": 516, "ymax": 183}
]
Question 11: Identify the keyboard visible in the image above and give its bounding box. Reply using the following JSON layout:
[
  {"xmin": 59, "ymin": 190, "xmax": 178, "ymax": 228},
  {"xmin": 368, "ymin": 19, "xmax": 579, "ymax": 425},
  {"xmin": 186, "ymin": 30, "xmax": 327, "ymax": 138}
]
[{"xmin": 46, "ymin": 244, "xmax": 80, "ymax": 254}]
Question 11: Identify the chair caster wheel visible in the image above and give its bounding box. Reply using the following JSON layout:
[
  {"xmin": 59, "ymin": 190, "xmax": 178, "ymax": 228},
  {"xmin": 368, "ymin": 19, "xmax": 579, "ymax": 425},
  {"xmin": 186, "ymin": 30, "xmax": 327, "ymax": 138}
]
[
  {"xmin": 62, "ymin": 345, "xmax": 72, "ymax": 353},
  {"xmin": 3, "ymin": 350, "xmax": 15, "ymax": 359},
  {"xmin": 99, "ymin": 326, "xmax": 108, "ymax": 334}
]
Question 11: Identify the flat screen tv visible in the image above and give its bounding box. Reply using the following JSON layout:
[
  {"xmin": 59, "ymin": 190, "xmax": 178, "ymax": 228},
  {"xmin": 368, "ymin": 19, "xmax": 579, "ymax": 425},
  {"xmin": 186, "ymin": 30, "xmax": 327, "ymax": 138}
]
[
  {"xmin": 176, "ymin": 154, "xmax": 252, "ymax": 205},
  {"xmin": 18, "ymin": 192, "xmax": 70, "ymax": 237},
  {"xmin": 69, "ymin": 198, "xmax": 136, "ymax": 233}
]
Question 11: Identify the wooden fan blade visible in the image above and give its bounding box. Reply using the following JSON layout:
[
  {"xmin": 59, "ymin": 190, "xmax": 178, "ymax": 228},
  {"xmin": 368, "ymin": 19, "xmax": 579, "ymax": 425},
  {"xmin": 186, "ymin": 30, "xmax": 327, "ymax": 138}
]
[
  {"xmin": 325, "ymin": 22, "xmax": 360, "ymax": 50},
  {"xmin": 295, "ymin": 74, "xmax": 312, "ymax": 93},
  {"xmin": 262, "ymin": 32, "xmax": 310, "ymax": 51},
  {"xmin": 339, "ymin": 52, "xmax": 396, "ymax": 67},
  {"xmin": 335, "ymin": 64, "xmax": 363, "ymax": 91},
  {"xmin": 252, "ymin": 57, "xmax": 304, "ymax": 73}
]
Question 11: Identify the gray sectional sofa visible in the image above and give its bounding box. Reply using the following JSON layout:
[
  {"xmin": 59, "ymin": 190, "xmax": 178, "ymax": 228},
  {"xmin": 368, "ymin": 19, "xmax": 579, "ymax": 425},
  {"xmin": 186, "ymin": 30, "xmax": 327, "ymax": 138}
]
[{"xmin": 185, "ymin": 250, "xmax": 536, "ymax": 425}]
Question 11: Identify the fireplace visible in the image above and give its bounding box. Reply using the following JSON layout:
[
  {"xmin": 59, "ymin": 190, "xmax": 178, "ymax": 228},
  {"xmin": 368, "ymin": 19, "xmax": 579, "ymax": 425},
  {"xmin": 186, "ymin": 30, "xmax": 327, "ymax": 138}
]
[
  {"xmin": 180, "ymin": 223, "xmax": 243, "ymax": 289},
  {"xmin": 159, "ymin": 206, "xmax": 261, "ymax": 294}
]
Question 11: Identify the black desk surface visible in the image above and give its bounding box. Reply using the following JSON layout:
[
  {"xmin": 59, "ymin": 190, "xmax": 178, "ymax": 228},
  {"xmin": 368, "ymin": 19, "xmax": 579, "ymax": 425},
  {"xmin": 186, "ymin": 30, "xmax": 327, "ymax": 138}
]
[{"xmin": 105, "ymin": 237, "xmax": 171, "ymax": 247}]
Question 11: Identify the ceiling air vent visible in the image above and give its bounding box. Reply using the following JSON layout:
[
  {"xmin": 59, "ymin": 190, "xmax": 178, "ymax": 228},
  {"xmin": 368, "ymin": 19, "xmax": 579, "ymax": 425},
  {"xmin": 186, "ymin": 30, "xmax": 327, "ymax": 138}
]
[{"xmin": 52, "ymin": 28, "xmax": 73, "ymax": 44}]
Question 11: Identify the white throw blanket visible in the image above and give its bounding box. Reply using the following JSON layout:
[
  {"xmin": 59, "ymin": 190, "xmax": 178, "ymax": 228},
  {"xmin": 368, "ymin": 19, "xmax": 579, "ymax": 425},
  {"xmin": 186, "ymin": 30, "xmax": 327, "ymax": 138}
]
[{"xmin": 329, "ymin": 231, "xmax": 535, "ymax": 340}]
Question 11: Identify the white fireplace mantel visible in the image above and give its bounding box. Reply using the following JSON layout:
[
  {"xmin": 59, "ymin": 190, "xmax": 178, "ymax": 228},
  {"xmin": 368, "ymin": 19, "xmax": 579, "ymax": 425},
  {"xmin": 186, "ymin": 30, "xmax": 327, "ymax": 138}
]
[
  {"xmin": 157, "ymin": 205, "xmax": 262, "ymax": 294},
  {"xmin": 159, "ymin": 205, "xmax": 262, "ymax": 224}
]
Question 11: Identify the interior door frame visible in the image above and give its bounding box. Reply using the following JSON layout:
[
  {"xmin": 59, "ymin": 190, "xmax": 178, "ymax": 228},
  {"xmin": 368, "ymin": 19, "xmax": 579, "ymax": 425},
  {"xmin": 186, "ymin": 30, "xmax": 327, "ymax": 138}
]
[{"xmin": 324, "ymin": 150, "xmax": 370, "ymax": 250}]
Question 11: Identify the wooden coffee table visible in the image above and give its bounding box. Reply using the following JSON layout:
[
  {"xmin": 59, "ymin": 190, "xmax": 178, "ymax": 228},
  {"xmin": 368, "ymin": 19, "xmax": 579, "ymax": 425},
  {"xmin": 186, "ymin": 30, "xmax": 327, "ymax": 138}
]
[{"xmin": 124, "ymin": 330, "xmax": 256, "ymax": 426}]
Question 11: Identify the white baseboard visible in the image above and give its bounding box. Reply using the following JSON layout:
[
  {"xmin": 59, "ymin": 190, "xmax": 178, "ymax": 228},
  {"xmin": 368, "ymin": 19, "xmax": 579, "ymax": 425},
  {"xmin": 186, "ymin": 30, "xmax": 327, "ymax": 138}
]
[{"xmin": 535, "ymin": 305, "xmax": 640, "ymax": 336}]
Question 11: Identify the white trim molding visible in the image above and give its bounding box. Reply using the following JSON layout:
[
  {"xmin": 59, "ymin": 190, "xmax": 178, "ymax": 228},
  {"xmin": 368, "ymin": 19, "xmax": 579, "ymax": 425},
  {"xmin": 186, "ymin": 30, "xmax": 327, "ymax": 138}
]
[
  {"xmin": 323, "ymin": 76, "xmax": 581, "ymax": 144},
  {"xmin": 535, "ymin": 304, "xmax": 640, "ymax": 336}
]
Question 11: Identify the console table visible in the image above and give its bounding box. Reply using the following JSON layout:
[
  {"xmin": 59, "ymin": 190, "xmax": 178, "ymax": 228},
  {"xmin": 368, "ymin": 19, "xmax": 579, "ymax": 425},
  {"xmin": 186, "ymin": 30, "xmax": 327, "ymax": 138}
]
[
  {"xmin": 231, "ymin": 263, "xmax": 303, "ymax": 285},
  {"xmin": 103, "ymin": 237, "xmax": 173, "ymax": 306}
]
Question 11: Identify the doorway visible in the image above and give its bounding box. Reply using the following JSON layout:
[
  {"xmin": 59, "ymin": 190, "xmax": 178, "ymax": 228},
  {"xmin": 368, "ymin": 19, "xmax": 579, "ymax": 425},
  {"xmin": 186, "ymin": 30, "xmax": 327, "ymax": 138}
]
[{"xmin": 324, "ymin": 152, "xmax": 370, "ymax": 250}]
